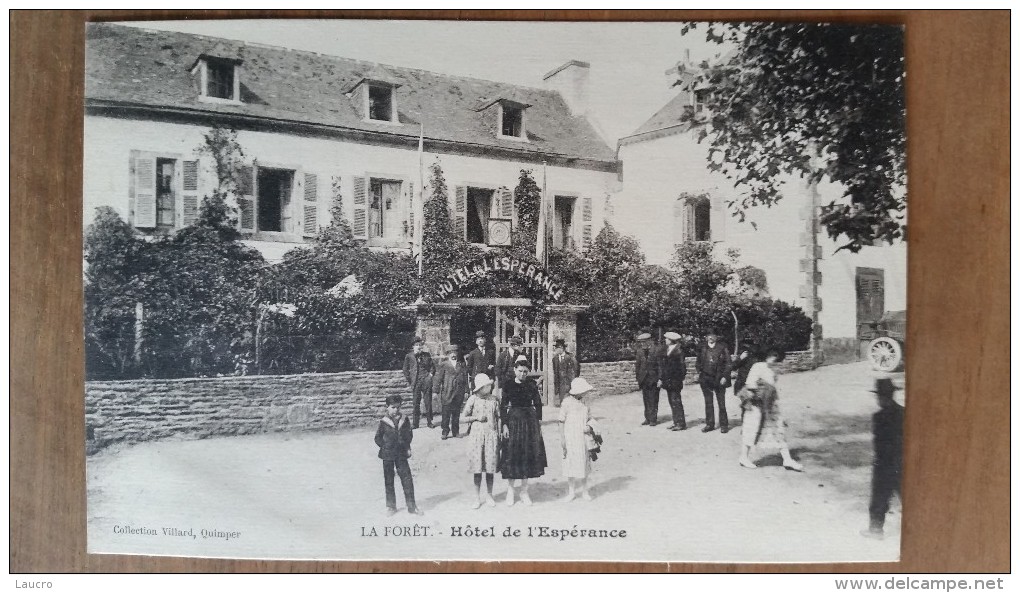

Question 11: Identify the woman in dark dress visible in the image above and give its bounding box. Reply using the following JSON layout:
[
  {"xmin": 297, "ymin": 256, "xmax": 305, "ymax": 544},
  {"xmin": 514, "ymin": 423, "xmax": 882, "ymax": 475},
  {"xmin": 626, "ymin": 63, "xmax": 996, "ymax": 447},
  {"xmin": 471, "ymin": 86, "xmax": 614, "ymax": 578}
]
[{"xmin": 499, "ymin": 356, "xmax": 547, "ymax": 506}]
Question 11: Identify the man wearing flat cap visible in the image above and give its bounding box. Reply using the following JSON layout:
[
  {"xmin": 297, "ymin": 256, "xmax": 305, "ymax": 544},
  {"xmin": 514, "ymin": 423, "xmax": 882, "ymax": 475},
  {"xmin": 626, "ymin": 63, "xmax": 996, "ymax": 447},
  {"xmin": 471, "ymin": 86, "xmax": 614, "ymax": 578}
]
[
  {"xmin": 551, "ymin": 337, "xmax": 580, "ymax": 406},
  {"xmin": 402, "ymin": 336, "xmax": 435, "ymax": 429},
  {"xmin": 466, "ymin": 330, "xmax": 496, "ymax": 391},
  {"xmin": 660, "ymin": 331, "xmax": 688, "ymax": 431},
  {"xmin": 696, "ymin": 331, "xmax": 732, "ymax": 433},
  {"xmin": 634, "ymin": 330, "xmax": 662, "ymax": 426},
  {"xmin": 495, "ymin": 334, "xmax": 526, "ymax": 390}
]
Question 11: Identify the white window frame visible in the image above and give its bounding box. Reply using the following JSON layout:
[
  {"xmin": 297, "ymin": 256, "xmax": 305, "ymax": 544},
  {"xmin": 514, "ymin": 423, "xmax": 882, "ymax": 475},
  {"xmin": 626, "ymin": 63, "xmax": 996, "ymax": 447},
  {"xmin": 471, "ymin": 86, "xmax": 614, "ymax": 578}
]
[
  {"xmin": 461, "ymin": 182, "xmax": 501, "ymax": 246},
  {"xmin": 193, "ymin": 58, "xmax": 242, "ymax": 104},
  {"xmin": 364, "ymin": 84, "xmax": 401, "ymax": 125},
  {"xmin": 551, "ymin": 191, "xmax": 580, "ymax": 251},
  {"xmin": 497, "ymin": 102, "xmax": 528, "ymax": 142},
  {"xmin": 364, "ymin": 172, "xmax": 409, "ymax": 248}
]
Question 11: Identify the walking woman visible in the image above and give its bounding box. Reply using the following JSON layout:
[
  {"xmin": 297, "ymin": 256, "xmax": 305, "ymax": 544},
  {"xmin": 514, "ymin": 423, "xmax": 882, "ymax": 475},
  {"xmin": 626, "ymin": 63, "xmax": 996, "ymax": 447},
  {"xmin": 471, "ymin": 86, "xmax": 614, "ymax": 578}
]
[
  {"xmin": 460, "ymin": 373, "xmax": 501, "ymax": 509},
  {"xmin": 499, "ymin": 356, "xmax": 547, "ymax": 506},
  {"xmin": 737, "ymin": 349, "xmax": 804, "ymax": 471}
]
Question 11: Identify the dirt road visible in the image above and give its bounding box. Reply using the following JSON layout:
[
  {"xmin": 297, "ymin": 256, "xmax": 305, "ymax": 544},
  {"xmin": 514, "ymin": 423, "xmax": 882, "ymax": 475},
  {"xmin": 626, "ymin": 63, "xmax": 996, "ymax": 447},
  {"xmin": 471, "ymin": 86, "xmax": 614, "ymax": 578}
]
[{"xmin": 87, "ymin": 361, "xmax": 901, "ymax": 562}]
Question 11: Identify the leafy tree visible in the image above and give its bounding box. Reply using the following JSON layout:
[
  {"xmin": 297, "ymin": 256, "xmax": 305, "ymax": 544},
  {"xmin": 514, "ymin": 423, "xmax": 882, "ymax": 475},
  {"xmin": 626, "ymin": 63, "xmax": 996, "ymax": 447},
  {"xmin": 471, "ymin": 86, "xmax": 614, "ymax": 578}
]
[
  {"xmin": 512, "ymin": 169, "xmax": 541, "ymax": 249},
  {"xmin": 316, "ymin": 175, "xmax": 356, "ymax": 251},
  {"xmin": 684, "ymin": 22, "xmax": 906, "ymax": 252},
  {"xmin": 194, "ymin": 126, "xmax": 248, "ymax": 239}
]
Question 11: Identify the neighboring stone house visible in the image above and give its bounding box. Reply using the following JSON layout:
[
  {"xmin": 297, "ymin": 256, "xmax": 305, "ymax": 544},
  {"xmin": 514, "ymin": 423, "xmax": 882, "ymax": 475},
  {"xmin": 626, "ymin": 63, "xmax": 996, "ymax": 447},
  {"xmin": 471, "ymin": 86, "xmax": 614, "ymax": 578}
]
[
  {"xmin": 613, "ymin": 58, "xmax": 907, "ymax": 359},
  {"xmin": 84, "ymin": 24, "xmax": 619, "ymax": 262}
]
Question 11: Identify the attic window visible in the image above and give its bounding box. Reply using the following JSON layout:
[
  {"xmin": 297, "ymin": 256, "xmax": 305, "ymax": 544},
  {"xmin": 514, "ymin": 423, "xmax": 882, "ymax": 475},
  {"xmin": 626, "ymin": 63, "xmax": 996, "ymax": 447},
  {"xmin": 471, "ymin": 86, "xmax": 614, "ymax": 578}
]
[
  {"xmin": 206, "ymin": 60, "xmax": 235, "ymax": 99},
  {"xmin": 693, "ymin": 88, "xmax": 711, "ymax": 114},
  {"xmin": 194, "ymin": 55, "xmax": 241, "ymax": 103},
  {"xmin": 368, "ymin": 85, "xmax": 395, "ymax": 122},
  {"xmin": 500, "ymin": 104, "xmax": 524, "ymax": 138}
]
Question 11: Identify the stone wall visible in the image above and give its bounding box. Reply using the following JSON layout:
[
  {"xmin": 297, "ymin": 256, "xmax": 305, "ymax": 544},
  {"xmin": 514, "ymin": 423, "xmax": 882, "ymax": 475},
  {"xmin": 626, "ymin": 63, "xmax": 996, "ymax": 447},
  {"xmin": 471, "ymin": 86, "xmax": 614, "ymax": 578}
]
[
  {"xmin": 86, "ymin": 370, "xmax": 410, "ymax": 452},
  {"xmin": 86, "ymin": 351, "xmax": 820, "ymax": 452},
  {"xmin": 580, "ymin": 350, "xmax": 819, "ymax": 395}
]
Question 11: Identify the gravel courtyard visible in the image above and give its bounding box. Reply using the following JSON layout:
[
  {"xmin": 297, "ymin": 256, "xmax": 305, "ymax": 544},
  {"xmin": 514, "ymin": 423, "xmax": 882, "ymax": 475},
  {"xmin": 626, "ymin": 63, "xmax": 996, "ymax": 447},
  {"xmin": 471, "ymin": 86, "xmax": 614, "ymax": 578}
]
[{"xmin": 87, "ymin": 361, "xmax": 901, "ymax": 562}]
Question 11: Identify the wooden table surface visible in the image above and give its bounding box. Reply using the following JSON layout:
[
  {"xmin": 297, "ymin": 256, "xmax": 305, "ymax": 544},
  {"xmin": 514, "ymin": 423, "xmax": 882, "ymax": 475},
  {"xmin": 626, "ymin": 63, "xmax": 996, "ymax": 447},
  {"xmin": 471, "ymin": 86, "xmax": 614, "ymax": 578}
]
[{"xmin": 10, "ymin": 9, "xmax": 1010, "ymax": 573}]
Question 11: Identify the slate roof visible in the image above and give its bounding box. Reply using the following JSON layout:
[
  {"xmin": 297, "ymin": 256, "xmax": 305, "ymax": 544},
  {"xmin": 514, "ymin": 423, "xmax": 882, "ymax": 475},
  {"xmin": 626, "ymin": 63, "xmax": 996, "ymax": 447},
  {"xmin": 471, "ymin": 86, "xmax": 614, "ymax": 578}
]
[
  {"xmin": 624, "ymin": 91, "xmax": 692, "ymax": 139},
  {"xmin": 85, "ymin": 23, "xmax": 616, "ymax": 164}
]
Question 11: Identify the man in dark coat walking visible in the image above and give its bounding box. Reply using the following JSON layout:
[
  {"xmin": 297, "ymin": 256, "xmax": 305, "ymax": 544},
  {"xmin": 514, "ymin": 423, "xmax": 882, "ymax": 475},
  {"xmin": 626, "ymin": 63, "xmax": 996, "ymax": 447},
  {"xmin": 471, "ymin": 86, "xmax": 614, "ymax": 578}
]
[
  {"xmin": 402, "ymin": 337, "xmax": 435, "ymax": 429},
  {"xmin": 696, "ymin": 331, "xmax": 731, "ymax": 433},
  {"xmin": 465, "ymin": 330, "xmax": 496, "ymax": 390},
  {"xmin": 495, "ymin": 334, "xmax": 526, "ymax": 390},
  {"xmin": 551, "ymin": 337, "xmax": 580, "ymax": 406},
  {"xmin": 660, "ymin": 331, "xmax": 688, "ymax": 431},
  {"xmin": 634, "ymin": 330, "xmax": 662, "ymax": 426},
  {"xmin": 862, "ymin": 378, "xmax": 904, "ymax": 539}
]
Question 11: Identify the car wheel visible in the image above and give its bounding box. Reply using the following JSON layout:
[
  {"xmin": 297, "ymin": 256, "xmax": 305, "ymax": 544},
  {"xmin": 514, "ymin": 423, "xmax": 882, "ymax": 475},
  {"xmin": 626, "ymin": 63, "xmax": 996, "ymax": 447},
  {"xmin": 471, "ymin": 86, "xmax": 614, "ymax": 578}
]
[{"xmin": 868, "ymin": 337, "xmax": 903, "ymax": 372}]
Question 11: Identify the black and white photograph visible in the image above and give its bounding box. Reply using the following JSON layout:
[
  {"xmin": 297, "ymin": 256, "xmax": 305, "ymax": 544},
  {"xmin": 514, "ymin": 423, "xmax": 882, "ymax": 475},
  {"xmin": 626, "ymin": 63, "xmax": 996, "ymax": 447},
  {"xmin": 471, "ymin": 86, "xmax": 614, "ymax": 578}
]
[{"xmin": 83, "ymin": 18, "xmax": 908, "ymax": 562}]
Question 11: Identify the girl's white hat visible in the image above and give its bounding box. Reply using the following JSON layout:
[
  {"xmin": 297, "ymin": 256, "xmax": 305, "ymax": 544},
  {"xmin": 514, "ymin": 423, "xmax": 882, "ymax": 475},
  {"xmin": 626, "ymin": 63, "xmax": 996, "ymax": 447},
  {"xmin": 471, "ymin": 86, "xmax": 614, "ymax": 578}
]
[
  {"xmin": 568, "ymin": 377, "xmax": 595, "ymax": 395},
  {"xmin": 473, "ymin": 374, "xmax": 495, "ymax": 392}
]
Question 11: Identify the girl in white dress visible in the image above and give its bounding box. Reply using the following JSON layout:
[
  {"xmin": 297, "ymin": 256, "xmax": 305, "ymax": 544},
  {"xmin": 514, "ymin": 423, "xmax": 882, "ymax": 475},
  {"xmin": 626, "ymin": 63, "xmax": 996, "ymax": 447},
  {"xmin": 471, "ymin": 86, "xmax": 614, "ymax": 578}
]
[
  {"xmin": 460, "ymin": 373, "xmax": 501, "ymax": 508},
  {"xmin": 558, "ymin": 377, "xmax": 599, "ymax": 502},
  {"xmin": 737, "ymin": 350, "xmax": 804, "ymax": 471}
]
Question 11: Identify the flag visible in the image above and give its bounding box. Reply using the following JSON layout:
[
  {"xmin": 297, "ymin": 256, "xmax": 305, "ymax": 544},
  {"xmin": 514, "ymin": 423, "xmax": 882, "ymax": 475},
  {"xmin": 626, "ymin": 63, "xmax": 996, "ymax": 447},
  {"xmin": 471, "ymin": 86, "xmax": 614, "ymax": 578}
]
[{"xmin": 415, "ymin": 122, "xmax": 425, "ymax": 278}]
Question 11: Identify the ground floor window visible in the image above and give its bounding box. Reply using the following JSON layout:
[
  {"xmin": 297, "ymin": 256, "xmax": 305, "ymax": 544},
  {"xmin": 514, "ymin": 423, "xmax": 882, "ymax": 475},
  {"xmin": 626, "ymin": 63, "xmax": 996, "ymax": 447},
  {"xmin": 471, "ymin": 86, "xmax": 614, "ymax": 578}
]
[
  {"xmin": 155, "ymin": 157, "xmax": 176, "ymax": 229},
  {"xmin": 553, "ymin": 195, "xmax": 576, "ymax": 250},
  {"xmin": 257, "ymin": 168, "xmax": 295, "ymax": 233},
  {"xmin": 369, "ymin": 178, "xmax": 403, "ymax": 239},
  {"xmin": 466, "ymin": 187, "xmax": 495, "ymax": 244}
]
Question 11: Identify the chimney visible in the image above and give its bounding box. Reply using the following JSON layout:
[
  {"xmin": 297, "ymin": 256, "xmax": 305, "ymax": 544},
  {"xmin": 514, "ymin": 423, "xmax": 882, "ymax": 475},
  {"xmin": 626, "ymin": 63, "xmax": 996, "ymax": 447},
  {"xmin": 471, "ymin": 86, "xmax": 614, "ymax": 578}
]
[{"xmin": 542, "ymin": 60, "xmax": 590, "ymax": 117}]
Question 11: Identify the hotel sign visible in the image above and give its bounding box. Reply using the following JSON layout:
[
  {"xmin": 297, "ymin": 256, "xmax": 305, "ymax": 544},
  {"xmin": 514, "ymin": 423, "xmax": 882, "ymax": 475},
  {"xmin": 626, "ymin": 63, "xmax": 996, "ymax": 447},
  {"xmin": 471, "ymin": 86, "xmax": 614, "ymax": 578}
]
[{"xmin": 435, "ymin": 256, "xmax": 565, "ymax": 302}]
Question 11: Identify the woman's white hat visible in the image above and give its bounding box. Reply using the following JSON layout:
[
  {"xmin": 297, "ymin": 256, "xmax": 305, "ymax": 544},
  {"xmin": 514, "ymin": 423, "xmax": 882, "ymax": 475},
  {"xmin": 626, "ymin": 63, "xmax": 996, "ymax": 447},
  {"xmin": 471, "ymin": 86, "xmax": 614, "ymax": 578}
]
[
  {"xmin": 568, "ymin": 377, "xmax": 595, "ymax": 395},
  {"xmin": 472, "ymin": 374, "xmax": 495, "ymax": 392}
]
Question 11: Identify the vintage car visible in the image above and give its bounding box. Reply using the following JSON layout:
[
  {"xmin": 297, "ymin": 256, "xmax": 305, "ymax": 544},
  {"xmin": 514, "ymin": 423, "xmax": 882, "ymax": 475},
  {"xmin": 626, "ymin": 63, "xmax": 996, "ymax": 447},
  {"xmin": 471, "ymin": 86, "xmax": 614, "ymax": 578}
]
[{"xmin": 859, "ymin": 310, "xmax": 906, "ymax": 372}]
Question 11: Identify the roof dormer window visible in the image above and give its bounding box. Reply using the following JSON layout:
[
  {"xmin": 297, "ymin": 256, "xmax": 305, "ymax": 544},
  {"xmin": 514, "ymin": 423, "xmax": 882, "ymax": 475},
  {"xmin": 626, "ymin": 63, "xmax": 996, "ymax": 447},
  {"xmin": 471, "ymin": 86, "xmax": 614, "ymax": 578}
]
[
  {"xmin": 192, "ymin": 51, "xmax": 242, "ymax": 104},
  {"xmin": 206, "ymin": 59, "xmax": 235, "ymax": 100},
  {"xmin": 368, "ymin": 84, "xmax": 395, "ymax": 122},
  {"xmin": 500, "ymin": 103, "xmax": 524, "ymax": 138}
]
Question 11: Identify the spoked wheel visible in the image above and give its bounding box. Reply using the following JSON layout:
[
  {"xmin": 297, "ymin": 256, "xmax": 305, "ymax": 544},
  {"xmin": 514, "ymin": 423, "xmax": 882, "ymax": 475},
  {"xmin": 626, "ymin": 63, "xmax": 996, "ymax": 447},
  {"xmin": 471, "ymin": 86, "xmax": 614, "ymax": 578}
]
[{"xmin": 868, "ymin": 337, "xmax": 903, "ymax": 372}]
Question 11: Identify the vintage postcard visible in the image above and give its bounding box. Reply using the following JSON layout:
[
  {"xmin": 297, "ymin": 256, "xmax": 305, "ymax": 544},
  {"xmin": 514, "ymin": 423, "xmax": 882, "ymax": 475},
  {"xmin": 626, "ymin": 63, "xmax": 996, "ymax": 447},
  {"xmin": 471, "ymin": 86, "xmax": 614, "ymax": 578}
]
[{"xmin": 83, "ymin": 18, "xmax": 907, "ymax": 562}]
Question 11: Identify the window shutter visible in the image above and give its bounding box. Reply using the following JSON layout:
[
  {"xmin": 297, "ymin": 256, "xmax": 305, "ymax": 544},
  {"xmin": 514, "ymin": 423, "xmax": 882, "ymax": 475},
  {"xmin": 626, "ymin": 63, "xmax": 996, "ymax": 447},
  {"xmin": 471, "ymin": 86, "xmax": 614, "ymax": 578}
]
[
  {"xmin": 454, "ymin": 185, "xmax": 467, "ymax": 239},
  {"xmin": 181, "ymin": 160, "xmax": 200, "ymax": 227},
  {"xmin": 132, "ymin": 154, "xmax": 157, "ymax": 229},
  {"xmin": 237, "ymin": 165, "xmax": 256, "ymax": 232},
  {"xmin": 580, "ymin": 196, "xmax": 593, "ymax": 250},
  {"xmin": 709, "ymin": 195, "xmax": 726, "ymax": 242},
  {"xmin": 497, "ymin": 187, "xmax": 513, "ymax": 218},
  {"xmin": 352, "ymin": 175, "xmax": 368, "ymax": 239},
  {"xmin": 302, "ymin": 172, "xmax": 318, "ymax": 238},
  {"xmin": 672, "ymin": 199, "xmax": 684, "ymax": 246}
]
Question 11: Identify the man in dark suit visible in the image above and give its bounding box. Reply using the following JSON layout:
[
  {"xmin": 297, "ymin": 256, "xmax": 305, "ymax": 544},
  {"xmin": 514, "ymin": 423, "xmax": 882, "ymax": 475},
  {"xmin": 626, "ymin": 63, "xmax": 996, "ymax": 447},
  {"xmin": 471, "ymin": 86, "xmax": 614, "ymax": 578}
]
[
  {"xmin": 495, "ymin": 334, "xmax": 525, "ymax": 390},
  {"xmin": 660, "ymin": 331, "xmax": 688, "ymax": 431},
  {"xmin": 696, "ymin": 331, "xmax": 732, "ymax": 433},
  {"xmin": 634, "ymin": 330, "xmax": 662, "ymax": 426},
  {"xmin": 465, "ymin": 330, "xmax": 495, "ymax": 391},
  {"xmin": 862, "ymin": 378, "xmax": 904, "ymax": 539},
  {"xmin": 551, "ymin": 338, "xmax": 580, "ymax": 406},
  {"xmin": 402, "ymin": 336, "xmax": 435, "ymax": 429}
]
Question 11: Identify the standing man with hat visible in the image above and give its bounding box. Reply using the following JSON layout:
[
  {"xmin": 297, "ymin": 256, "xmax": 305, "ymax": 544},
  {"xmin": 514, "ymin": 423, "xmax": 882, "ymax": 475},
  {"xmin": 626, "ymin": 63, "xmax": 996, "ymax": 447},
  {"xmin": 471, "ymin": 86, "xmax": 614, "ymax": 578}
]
[
  {"xmin": 551, "ymin": 337, "xmax": 580, "ymax": 406},
  {"xmin": 402, "ymin": 337, "xmax": 435, "ymax": 429},
  {"xmin": 862, "ymin": 378, "xmax": 904, "ymax": 539},
  {"xmin": 432, "ymin": 345, "xmax": 469, "ymax": 440},
  {"xmin": 660, "ymin": 331, "xmax": 688, "ymax": 431},
  {"xmin": 495, "ymin": 334, "xmax": 526, "ymax": 390},
  {"xmin": 634, "ymin": 330, "xmax": 662, "ymax": 426},
  {"xmin": 466, "ymin": 330, "xmax": 496, "ymax": 391},
  {"xmin": 696, "ymin": 331, "xmax": 732, "ymax": 433}
]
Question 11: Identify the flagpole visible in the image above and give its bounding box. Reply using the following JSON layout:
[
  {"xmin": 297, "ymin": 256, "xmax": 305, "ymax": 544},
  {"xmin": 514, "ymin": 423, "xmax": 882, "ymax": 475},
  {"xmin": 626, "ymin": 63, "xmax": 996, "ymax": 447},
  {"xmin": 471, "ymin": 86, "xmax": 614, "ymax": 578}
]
[
  {"xmin": 417, "ymin": 122, "xmax": 425, "ymax": 281},
  {"xmin": 536, "ymin": 160, "xmax": 548, "ymax": 267}
]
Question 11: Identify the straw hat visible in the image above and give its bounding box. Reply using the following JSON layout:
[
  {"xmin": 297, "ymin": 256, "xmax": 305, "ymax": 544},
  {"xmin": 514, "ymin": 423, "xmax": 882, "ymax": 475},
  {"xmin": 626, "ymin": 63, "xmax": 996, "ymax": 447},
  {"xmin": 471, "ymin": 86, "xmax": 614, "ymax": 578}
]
[
  {"xmin": 473, "ymin": 374, "xmax": 495, "ymax": 393},
  {"xmin": 568, "ymin": 377, "xmax": 595, "ymax": 395}
]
